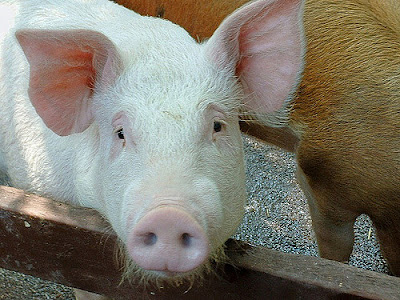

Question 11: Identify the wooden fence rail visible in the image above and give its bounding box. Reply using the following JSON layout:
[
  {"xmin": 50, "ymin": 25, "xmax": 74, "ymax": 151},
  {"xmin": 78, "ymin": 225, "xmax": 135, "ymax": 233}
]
[{"xmin": 0, "ymin": 185, "xmax": 399, "ymax": 299}]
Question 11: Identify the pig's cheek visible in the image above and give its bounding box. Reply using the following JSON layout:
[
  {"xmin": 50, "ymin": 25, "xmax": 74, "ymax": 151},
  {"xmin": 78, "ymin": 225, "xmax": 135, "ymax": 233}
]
[
  {"xmin": 191, "ymin": 178, "xmax": 224, "ymax": 245},
  {"xmin": 93, "ymin": 160, "xmax": 139, "ymax": 241},
  {"xmin": 109, "ymin": 138, "xmax": 124, "ymax": 161},
  {"xmin": 214, "ymin": 136, "xmax": 246, "ymax": 237},
  {"xmin": 117, "ymin": 182, "xmax": 151, "ymax": 243}
]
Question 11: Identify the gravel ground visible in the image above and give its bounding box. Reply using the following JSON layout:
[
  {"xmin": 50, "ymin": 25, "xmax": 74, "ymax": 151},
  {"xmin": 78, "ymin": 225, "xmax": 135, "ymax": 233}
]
[{"xmin": 0, "ymin": 134, "xmax": 389, "ymax": 299}]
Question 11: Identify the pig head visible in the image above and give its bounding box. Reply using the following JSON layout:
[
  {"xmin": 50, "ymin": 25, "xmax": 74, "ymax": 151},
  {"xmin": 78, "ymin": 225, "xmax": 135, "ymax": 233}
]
[
  {"xmin": 116, "ymin": 0, "xmax": 400, "ymax": 277},
  {"xmin": 0, "ymin": 0, "xmax": 304, "ymax": 283}
]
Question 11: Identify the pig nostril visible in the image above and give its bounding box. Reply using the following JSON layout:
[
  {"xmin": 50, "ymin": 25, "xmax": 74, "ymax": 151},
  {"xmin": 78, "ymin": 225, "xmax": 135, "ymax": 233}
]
[
  {"xmin": 128, "ymin": 207, "xmax": 211, "ymax": 273},
  {"xmin": 143, "ymin": 232, "xmax": 157, "ymax": 246},
  {"xmin": 181, "ymin": 233, "xmax": 192, "ymax": 247}
]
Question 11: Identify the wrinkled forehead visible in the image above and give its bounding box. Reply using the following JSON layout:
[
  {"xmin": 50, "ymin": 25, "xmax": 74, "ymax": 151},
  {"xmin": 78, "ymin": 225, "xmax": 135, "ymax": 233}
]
[{"xmin": 111, "ymin": 46, "xmax": 241, "ymax": 121}]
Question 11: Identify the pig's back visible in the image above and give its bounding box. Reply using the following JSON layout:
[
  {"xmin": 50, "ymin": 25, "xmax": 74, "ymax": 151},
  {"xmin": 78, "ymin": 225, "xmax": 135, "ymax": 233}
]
[{"xmin": 293, "ymin": 0, "xmax": 400, "ymax": 122}]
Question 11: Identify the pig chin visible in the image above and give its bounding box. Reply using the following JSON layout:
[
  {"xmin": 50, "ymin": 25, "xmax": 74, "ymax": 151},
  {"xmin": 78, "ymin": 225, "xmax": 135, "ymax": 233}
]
[{"xmin": 116, "ymin": 240, "xmax": 229, "ymax": 288}]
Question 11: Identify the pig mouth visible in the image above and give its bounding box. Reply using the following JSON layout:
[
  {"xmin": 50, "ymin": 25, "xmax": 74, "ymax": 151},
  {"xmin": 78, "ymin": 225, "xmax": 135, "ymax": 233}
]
[{"xmin": 115, "ymin": 239, "xmax": 231, "ymax": 289}]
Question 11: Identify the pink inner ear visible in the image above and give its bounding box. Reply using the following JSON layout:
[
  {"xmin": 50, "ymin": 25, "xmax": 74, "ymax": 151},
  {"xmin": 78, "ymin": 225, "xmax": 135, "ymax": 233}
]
[
  {"xmin": 16, "ymin": 30, "xmax": 121, "ymax": 136},
  {"xmin": 206, "ymin": 0, "xmax": 305, "ymax": 114},
  {"xmin": 29, "ymin": 49, "xmax": 96, "ymax": 135},
  {"xmin": 237, "ymin": 2, "xmax": 303, "ymax": 112}
]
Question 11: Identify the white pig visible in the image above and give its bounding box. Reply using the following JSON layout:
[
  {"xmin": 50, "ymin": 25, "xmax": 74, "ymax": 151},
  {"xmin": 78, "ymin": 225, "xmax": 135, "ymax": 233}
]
[{"xmin": 0, "ymin": 0, "xmax": 304, "ymax": 291}]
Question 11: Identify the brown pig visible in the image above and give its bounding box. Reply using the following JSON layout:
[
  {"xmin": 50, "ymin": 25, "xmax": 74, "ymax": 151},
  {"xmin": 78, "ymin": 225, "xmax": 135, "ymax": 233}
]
[
  {"xmin": 292, "ymin": 0, "xmax": 400, "ymax": 276},
  {"xmin": 114, "ymin": 0, "xmax": 248, "ymax": 40},
  {"xmin": 115, "ymin": 0, "xmax": 400, "ymax": 275}
]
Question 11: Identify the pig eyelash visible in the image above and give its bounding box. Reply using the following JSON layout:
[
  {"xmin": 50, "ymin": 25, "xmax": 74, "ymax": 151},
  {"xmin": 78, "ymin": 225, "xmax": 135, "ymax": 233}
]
[
  {"xmin": 212, "ymin": 119, "xmax": 227, "ymax": 142},
  {"xmin": 116, "ymin": 127, "xmax": 127, "ymax": 148},
  {"xmin": 113, "ymin": 127, "xmax": 125, "ymax": 142},
  {"xmin": 213, "ymin": 120, "xmax": 227, "ymax": 133},
  {"xmin": 116, "ymin": 128, "xmax": 125, "ymax": 140},
  {"xmin": 213, "ymin": 121, "xmax": 223, "ymax": 133}
]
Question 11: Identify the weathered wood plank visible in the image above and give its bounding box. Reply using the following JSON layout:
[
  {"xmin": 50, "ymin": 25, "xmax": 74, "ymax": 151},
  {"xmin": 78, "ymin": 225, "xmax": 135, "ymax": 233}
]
[{"xmin": 0, "ymin": 185, "xmax": 399, "ymax": 299}]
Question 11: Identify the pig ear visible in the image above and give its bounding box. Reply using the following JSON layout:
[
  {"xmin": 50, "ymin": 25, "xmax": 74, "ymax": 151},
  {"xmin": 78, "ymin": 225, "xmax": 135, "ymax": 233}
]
[
  {"xmin": 206, "ymin": 0, "xmax": 305, "ymax": 116},
  {"xmin": 16, "ymin": 29, "xmax": 122, "ymax": 136}
]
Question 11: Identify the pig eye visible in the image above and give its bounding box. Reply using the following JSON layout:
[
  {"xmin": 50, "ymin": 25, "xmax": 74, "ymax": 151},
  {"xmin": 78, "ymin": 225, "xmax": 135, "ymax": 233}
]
[
  {"xmin": 116, "ymin": 128, "xmax": 125, "ymax": 140},
  {"xmin": 213, "ymin": 121, "xmax": 223, "ymax": 133}
]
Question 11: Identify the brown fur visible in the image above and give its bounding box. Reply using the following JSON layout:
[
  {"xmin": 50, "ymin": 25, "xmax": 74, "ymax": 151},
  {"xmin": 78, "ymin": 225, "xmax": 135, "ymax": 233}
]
[
  {"xmin": 115, "ymin": 0, "xmax": 400, "ymax": 275},
  {"xmin": 293, "ymin": 0, "xmax": 400, "ymax": 275},
  {"xmin": 114, "ymin": 0, "xmax": 249, "ymax": 41}
]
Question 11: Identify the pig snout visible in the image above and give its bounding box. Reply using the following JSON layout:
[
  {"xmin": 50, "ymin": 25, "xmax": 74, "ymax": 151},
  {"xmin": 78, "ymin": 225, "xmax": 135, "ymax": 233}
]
[{"xmin": 127, "ymin": 206, "xmax": 210, "ymax": 274}]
